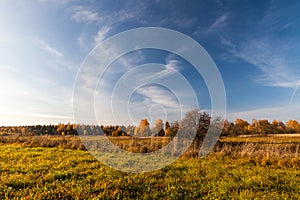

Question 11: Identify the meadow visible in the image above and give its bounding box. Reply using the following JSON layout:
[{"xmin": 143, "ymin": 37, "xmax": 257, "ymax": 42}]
[{"xmin": 0, "ymin": 135, "xmax": 299, "ymax": 199}]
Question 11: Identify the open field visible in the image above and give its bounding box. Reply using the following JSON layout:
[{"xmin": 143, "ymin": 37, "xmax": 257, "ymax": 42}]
[
  {"xmin": 0, "ymin": 143, "xmax": 299, "ymax": 199},
  {"xmin": 0, "ymin": 135, "xmax": 299, "ymax": 199},
  {"xmin": 220, "ymin": 134, "xmax": 300, "ymax": 143}
]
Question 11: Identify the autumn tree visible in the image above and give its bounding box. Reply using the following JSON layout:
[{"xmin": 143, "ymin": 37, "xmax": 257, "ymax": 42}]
[
  {"xmin": 57, "ymin": 123, "xmax": 66, "ymax": 136},
  {"xmin": 153, "ymin": 118, "xmax": 165, "ymax": 136},
  {"xmin": 112, "ymin": 126, "xmax": 122, "ymax": 137},
  {"xmin": 254, "ymin": 120, "xmax": 274, "ymax": 135},
  {"xmin": 170, "ymin": 121, "xmax": 179, "ymax": 137},
  {"xmin": 272, "ymin": 120, "xmax": 286, "ymax": 134},
  {"xmin": 134, "ymin": 118, "xmax": 151, "ymax": 137},
  {"xmin": 221, "ymin": 120, "xmax": 238, "ymax": 136},
  {"xmin": 235, "ymin": 118, "xmax": 249, "ymax": 135},
  {"xmin": 286, "ymin": 120, "xmax": 300, "ymax": 133},
  {"xmin": 222, "ymin": 119, "xmax": 234, "ymax": 136},
  {"xmin": 163, "ymin": 120, "xmax": 170, "ymax": 137}
]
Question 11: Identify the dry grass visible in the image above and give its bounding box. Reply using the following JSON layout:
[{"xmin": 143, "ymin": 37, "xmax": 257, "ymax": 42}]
[
  {"xmin": 220, "ymin": 135, "xmax": 300, "ymax": 143},
  {"xmin": 0, "ymin": 135, "xmax": 85, "ymax": 150},
  {"xmin": 0, "ymin": 135, "xmax": 299, "ymax": 163}
]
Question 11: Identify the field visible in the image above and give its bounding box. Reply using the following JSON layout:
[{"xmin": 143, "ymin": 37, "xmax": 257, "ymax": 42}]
[{"xmin": 0, "ymin": 135, "xmax": 300, "ymax": 199}]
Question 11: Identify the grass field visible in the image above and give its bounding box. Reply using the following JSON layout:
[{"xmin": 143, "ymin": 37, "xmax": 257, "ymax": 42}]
[
  {"xmin": 0, "ymin": 135, "xmax": 300, "ymax": 199},
  {"xmin": 220, "ymin": 134, "xmax": 300, "ymax": 143}
]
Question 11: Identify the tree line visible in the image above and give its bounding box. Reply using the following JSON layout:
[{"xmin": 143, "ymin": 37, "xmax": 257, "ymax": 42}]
[
  {"xmin": 0, "ymin": 120, "xmax": 180, "ymax": 137},
  {"xmin": 222, "ymin": 118, "xmax": 300, "ymax": 136},
  {"xmin": 0, "ymin": 109, "xmax": 299, "ymax": 137}
]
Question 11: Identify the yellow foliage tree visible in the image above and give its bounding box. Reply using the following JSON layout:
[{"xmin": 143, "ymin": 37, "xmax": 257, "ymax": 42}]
[{"xmin": 286, "ymin": 120, "xmax": 300, "ymax": 133}]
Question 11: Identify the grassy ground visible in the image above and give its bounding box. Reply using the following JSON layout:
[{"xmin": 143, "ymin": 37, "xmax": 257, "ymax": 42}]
[
  {"xmin": 220, "ymin": 135, "xmax": 300, "ymax": 143},
  {"xmin": 0, "ymin": 143, "xmax": 299, "ymax": 199}
]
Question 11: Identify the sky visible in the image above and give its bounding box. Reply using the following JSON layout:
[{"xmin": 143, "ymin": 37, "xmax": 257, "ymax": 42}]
[{"xmin": 0, "ymin": 0, "xmax": 300, "ymax": 126}]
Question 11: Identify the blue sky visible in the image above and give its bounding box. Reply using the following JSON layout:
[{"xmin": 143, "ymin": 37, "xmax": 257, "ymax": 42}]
[{"xmin": 0, "ymin": 0, "xmax": 300, "ymax": 126}]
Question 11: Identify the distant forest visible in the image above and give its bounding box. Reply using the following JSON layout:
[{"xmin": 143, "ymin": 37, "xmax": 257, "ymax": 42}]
[{"xmin": 1, "ymin": 109, "xmax": 300, "ymax": 137}]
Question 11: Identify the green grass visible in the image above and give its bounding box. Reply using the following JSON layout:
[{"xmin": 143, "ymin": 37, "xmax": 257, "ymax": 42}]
[{"xmin": 0, "ymin": 144, "xmax": 299, "ymax": 199}]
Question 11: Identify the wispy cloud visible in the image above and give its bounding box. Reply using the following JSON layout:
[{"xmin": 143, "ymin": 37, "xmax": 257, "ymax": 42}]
[
  {"xmin": 136, "ymin": 85, "xmax": 179, "ymax": 109},
  {"xmin": 261, "ymin": 1, "xmax": 297, "ymax": 33},
  {"xmin": 0, "ymin": 112, "xmax": 74, "ymax": 126},
  {"xmin": 71, "ymin": 1, "xmax": 204, "ymax": 52},
  {"xmin": 69, "ymin": 5, "xmax": 100, "ymax": 24},
  {"xmin": 135, "ymin": 59, "xmax": 181, "ymax": 82},
  {"xmin": 220, "ymin": 36, "xmax": 299, "ymax": 88},
  {"xmin": 94, "ymin": 26, "xmax": 111, "ymax": 45},
  {"xmin": 0, "ymin": 67, "xmax": 74, "ymax": 126},
  {"xmin": 34, "ymin": 39, "xmax": 64, "ymax": 58},
  {"xmin": 68, "ymin": 3, "xmax": 138, "ymax": 25},
  {"xmin": 228, "ymin": 102, "xmax": 300, "ymax": 122},
  {"xmin": 207, "ymin": 12, "xmax": 230, "ymax": 33},
  {"xmin": 289, "ymin": 81, "xmax": 300, "ymax": 104},
  {"xmin": 37, "ymin": 0, "xmax": 76, "ymax": 5},
  {"xmin": 218, "ymin": 2, "xmax": 300, "ymax": 89},
  {"xmin": 163, "ymin": 59, "xmax": 181, "ymax": 75},
  {"xmin": 77, "ymin": 50, "xmax": 194, "ymax": 125},
  {"xmin": 128, "ymin": 84, "xmax": 182, "ymax": 125}
]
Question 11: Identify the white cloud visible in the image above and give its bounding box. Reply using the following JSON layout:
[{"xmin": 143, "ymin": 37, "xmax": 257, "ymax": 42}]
[
  {"xmin": 94, "ymin": 26, "xmax": 111, "ymax": 45},
  {"xmin": 69, "ymin": 3, "xmax": 138, "ymax": 26},
  {"xmin": 77, "ymin": 56, "xmax": 196, "ymax": 125},
  {"xmin": 127, "ymin": 86, "xmax": 182, "ymax": 126},
  {"xmin": 228, "ymin": 103, "xmax": 300, "ymax": 122},
  {"xmin": 0, "ymin": 68, "xmax": 74, "ymax": 125},
  {"xmin": 37, "ymin": 0, "xmax": 76, "ymax": 5},
  {"xmin": 136, "ymin": 85, "xmax": 179, "ymax": 109},
  {"xmin": 220, "ymin": 36, "xmax": 299, "ymax": 88},
  {"xmin": 77, "ymin": 32, "xmax": 93, "ymax": 51},
  {"xmin": 69, "ymin": 6, "xmax": 100, "ymax": 24},
  {"xmin": 0, "ymin": 113, "xmax": 74, "ymax": 126},
  {"xmin": 157, "ymin": 59, "xmax": 181, "ymax": 78},
  {"xmin": 166, "ymin": 59, "xmax": 181, "ymax": 71},
  {"xmin": 207, "ymin": 12, "xmax": 230, "ymax": 33},
  {"xmin": 135, "ymin": 59, "xmax": 181, "ymax": 82},
  {"xmin": 34, "ymin": 39, "xmax": 64, "ymax": 58}
]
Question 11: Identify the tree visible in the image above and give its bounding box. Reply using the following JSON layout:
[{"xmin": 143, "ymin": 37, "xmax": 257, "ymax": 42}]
[
  {"xmin": 286, "ymin": 120, "xmax": 300, "ymax": 133},
  {"xmin": 57, "ymin": 123, "xmax": 66, "ymax": 135},
  {"xmin": 251, "ymin": 119, "xmax": 259, "ymax": 134},
  {"xmin": 256, "ymin": 120, "xmax": 273, "ymax": 135},
  {"xmin": 247, "ymin": 125, "xmax": 253, "ymax": 134},
  {"xmin": 134, "ymin": 118, "xmax": 151, "ymax": 137},
  {"xmin": 272, "ymin": 120, "xmax": 286, "ymax": 134},
  {"xmin": 178, "ymin": 109, "xmax": 211, "ymax": 157},
  {"xmin": 222, "ymin": 120, "xmax": 238, "ymax": 136},
  {"xmin": 235, "ymin": 118, "xmax": 249, "ymax": 135},
  {"xmin": 134, "ymin": 127, "xmax": 139, "ymax": 136},
  {"xmin": 164, "ymin": 121, "xmax": 171, "ymax": 137},
  {"xmin": 222, "ymin": 119, "xmax": 230, "ymax": 136},
  {"xmin": 20, "ymin": 127, "xmax": 26, "ymax": 135},
  {"xmin": 170, "ymin": 121, "xmax": 179, "ymax": 137},
  {"xmin": 154, "ymin": 118, "xmax": 165, "ymax": 136},
  {"xmin": 66, "ymin": 122, "xmax": 71, "ymax": 135},
  {"xmin": 126, "ymin": 125, "xmax": 135, "ymax": 136},
  {"xmin": 180, "ymin": 109, "xmax": 210, "ymax": 143}
]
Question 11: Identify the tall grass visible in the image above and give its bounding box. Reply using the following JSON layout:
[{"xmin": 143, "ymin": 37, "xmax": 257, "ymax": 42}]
[{"xmin": 1, "ymin": 135, "xmax": 299, "ymax": 163}]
